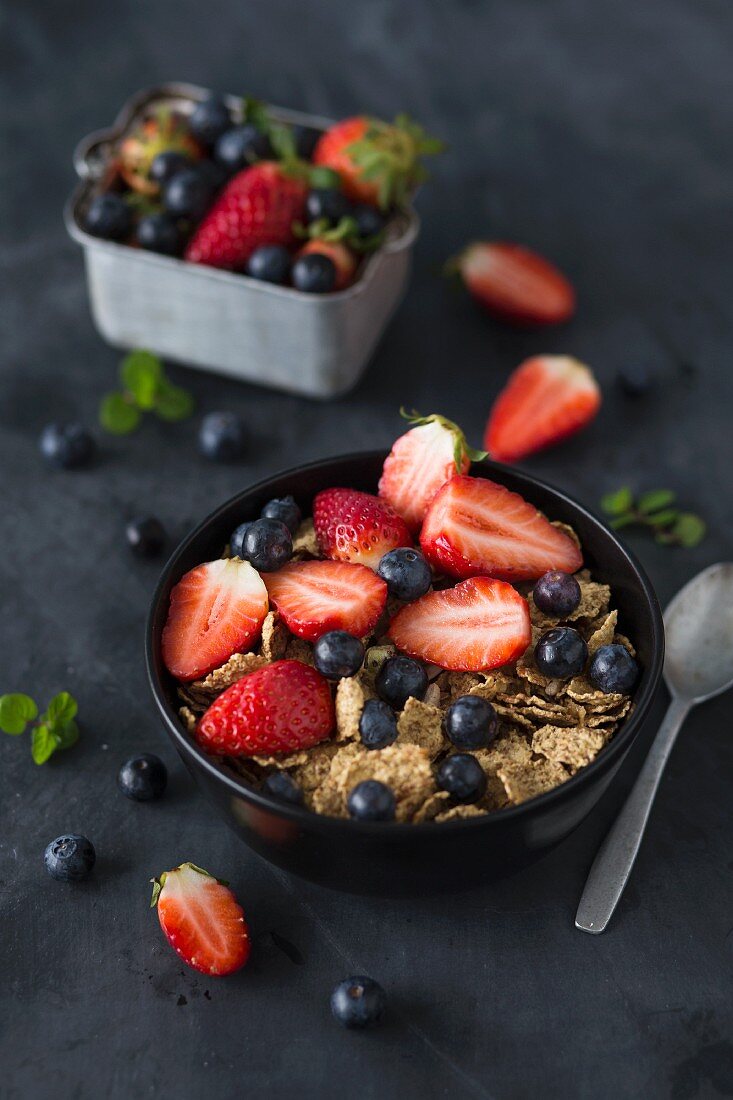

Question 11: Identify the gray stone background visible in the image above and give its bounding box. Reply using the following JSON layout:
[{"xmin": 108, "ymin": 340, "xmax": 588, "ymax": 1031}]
[{"xmin": 2, "ymin": 1, "xmax": 732, "ymax": 1097}]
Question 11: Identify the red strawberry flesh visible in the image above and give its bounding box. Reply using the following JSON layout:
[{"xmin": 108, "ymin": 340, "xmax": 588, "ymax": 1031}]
[
  {"xmin": 264, "ymin": 559, "xmax": 387, "ymax": 642},
  {"xmin": 457, "ymin": 242, "xmax": 575, "ymax": 327},
  {"xmin": 313, "ymin": 487, "xmax": 412, "ymax": 570}
]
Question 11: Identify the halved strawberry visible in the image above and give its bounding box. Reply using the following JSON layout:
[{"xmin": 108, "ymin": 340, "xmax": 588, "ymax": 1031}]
[
  {"xmin": 161, "ymin": 558, "xmax": 269, "ymax": 682},
  {"xmin": 151, "ymin": 862, "xmax": 250, "ymax": 977},
  {"xmin": 313, "ymin": 487, "xmax": 412, "ymax": 570},
  {"xmin": 448, "ymin": 242, "xmax": 576, "ymax": 327},
  {"xmin": 378, "ymin": 411, "xmax": 486, "ymax": 532},
  {"xmin": 388, "ymin": 577, "xmax": 531, "ymax": 671},
  {"xmin": 196, "ymin": 659, "xmax": 335, "ymax": 756},
  {"xmin": 484, "ymin": 356, "xmax": 601, "ymax": 462},
  {"xmin": 420, "ymin": 475, "xmax": 583, "ymax": 582},
  {"xmin": 263, "ymin": 559, "xmax": 387, "ymax": 642}
]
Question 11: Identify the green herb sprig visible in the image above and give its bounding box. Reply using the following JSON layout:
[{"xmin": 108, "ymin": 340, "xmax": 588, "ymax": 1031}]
[
  {"xmin": 0, "ymin": 691, "xmax": 80, "ymax": 764},
  {"xmin": 100, "ymin": 350, "xmax": 194, "ymax": 435},
  {"xmin": 600, "ymin": 488, "xmax": 706, "ymax": 547}
]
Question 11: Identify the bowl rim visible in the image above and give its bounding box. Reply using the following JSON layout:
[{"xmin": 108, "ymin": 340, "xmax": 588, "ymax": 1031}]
[{"xmin": 146, "ymin": 451, "xmax": 665, "ymax": 836}]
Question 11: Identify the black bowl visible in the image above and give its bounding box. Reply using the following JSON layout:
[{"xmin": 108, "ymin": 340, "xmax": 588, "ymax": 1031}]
[{"xmin": 146, "ymin": 453, "xmax": 664, "ymax": 896}]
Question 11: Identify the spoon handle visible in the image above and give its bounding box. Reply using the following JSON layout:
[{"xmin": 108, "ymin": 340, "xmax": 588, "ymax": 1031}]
[{"xmin": 575, "ymin": 696, "xmax": 690, "ymax": 934}]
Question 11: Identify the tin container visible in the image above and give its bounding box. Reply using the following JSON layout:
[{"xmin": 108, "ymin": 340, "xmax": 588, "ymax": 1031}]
[{"xmin": 64, "ymin": 83, "xmax": 419, "ymax": 399}]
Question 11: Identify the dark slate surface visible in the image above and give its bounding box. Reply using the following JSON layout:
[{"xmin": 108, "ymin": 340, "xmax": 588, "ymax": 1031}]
[{"xmin": 2, "ymin": 2, "xmax": 732, "ymax": 1097}]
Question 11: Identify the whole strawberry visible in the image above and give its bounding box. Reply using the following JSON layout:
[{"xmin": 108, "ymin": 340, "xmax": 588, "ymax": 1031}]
[
  {"xmin": 196, "ymin": 659, "xmax": 335, "ymax": 757},
  {"xmin": 313, "ymin": 487, "xmax": 412, "ymax": 570},
  {"xmin": 185, "ymin": 162, "xmax": 307, "ymax": 270}
]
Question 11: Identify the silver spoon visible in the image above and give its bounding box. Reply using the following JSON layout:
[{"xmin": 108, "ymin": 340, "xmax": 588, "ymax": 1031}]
[{"xmin": 576, "ymin": 562, "xmax": 733, "ymax": 934}]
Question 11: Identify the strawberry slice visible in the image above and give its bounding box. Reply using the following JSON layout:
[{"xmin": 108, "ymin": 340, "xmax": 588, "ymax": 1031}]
[
  {"xmin": 151, "ymin": 862, "xmax": 250, "ymax": 977},
  {"xmin": 420, "ymin": 474, "xmax": 583, "ymax": 582},
  {"xmin": 313, "ymin": 487, "xmax": 412, "ymax": 570},
  {"xmin": 264, "ymin": 559, "xmax": 387, "ymax": 642},
  {"xmin": 196, "ymin": 659, "xmax": 335, "ymax": 756},
  {"xmin": 161, "ymin": 558, "xmax": 269, "ymax": 682},
  {"xmin": 378, "ymin": 411, "xmax": 486, "ymax": 532},
  {"xmin": 484, "ymin": 356, "xmax": 601, "ymax": 462},
  {"xmin": 388, "ymin": 577, "xmax": 531, "ymax": 672},
  {"xmin": 449, "ymin": 242, "xmax": 575, "ymax": 327}
]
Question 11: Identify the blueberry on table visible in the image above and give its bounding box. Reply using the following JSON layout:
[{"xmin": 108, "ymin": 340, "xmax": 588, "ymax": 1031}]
[
  {"xmin": 305, "ymin": 188, "xmax": 352, "ymax": 225},
  {"xmin": 535, "ymin": 626, "xmax": 588, "ymax": 679},
  {"xmin": 375, "ymin": 655, "xmax": 428, "ymax": 709},
  {"xmin": 136, "ymin": 212, "xmax": 181, "ymax": 256},
  {"xmin": 291, "ymin": 253, "xmax": 336, "ymax": 294},
  {"xmin": 163, "ymin": 168, "xmax": 212, "ymax": 221},
  {"xmin": 198, "ymin": 411, "xmax": 247, "ymax": 462},
  {"xmin": 292, "ymin": 124, "xmax": 320, "ymax": 160},
  {"xmin": 437, "ymin": 753, "xmax": 487, "ymax": 802},
  {"xmin": 149, "ymin": 150, "xmax": 192, "ymax": 187},
  {"xmin": 44, "ymin": 834, "xmax": 96, "ymax": 881},
  {"xmin": 314, "ymin": 631, "xmax": 365, "ymax": 680},
  {"xmin": 589, "ymin": 644, "xmax": 639, "ymax": 694},
  {"xmin": 85, "ymin": 193, "xmax": 132, "ymax": 241},
  {"xmin": 39, "ymin": 423, "xmax": 95, "ymax": 470},
  {"xmin": 359, "ymin": 699, "xmax": 398, "ymax": 750},
  {"xmin": 214, "ymin": 125, "xmax": 272, "ymax": 172},
  {"xmin": 331, "ymin": 976, "xmax": 386, "ymax": 1029},
  {"xmin": 261, "ymin": 771, "xmax": 304, "ymax": 806},
  {"xmin": 242, "ymin": 518, "xmax": 293, "ymax": 572},
  {"xmin": 126, "ymin": 516, "xmax": 166, "ymax": 557},
  {"xmin": 246, "ymin": 245, "xmax": 292, "ymax": 285},
  {"xmin": 261, "ymin": 494, "xmax": 302, "ymax": 534},
  {"xmin": 117, "ymin": 753, "xmax": 168, "ymax": 801},
  {"xmin": 532, "ymin": 570, "xmax": 581, "ymax": 618},
  {"xmin": 618, "ymin": 363, "xmax": 654, "ymax": 397},
  {"xmin": 377, "ymin": 548, "xmax": 432, "ymax": 602},
  {"xmin": 444, "ymin": 695, "xmax": 498, "ymax": 751},
  {"xmin": 188, "ymin": 94, "xmax": 233, "ymax": 148},
  {"xmin": 351, "ymin": 203, "xmax": 386, "ymax": 239},
  {"xmin": 230, "ymin": 520, "xmax": 254, "ymax": 559},
  {"xmin": 347, "ymin": 780, "xmax": 396, "ymax": 822}
]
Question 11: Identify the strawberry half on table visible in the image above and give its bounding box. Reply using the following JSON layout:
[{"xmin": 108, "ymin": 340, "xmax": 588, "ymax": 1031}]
[
  {"xmin": 185, "ymin": 161, "xmax": 307, "ymax": 270},
  {"xmin": 420, "ymin": 474, "xmax": 583, "ymax": 582},
  {"xmin": 388, "ymin": 577, "xmax": 531, "ymax": 672},
  {"xmin": 264, "ymin": 559, "xmax": 387, "ymax": 642},
  {"xmin": 378, "ymin": 411, "xmax": 486, "ymax": 532},
  {"xmin": 313, "ymin": 487, "xmax": 412, "ymax": 570},
  {"xmin": 151, "ymin": 862, "xmax": 250, "ymax": 977},
  {"xmin": 485, "ymin": 356, "xmax": 601, "ymax": 463},
  {"xmin": 447, "ymin": 242, "xmax": 576, "ymax": 327}
]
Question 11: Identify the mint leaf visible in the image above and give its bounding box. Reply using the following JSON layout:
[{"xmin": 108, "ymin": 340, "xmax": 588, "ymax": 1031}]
[
  {"xmin": 0, "ymin": 693, "xmax": 38, "ymax": 735},
  {"xmin": 610, "ymin": 514, "xmax": 637, "ymax": 530},
  {"xmin": 672, "ymin": 513, "xmax": 706, "ymax": 548},
  {"xmin": 100, "ymin": 392, "xmax": 141, "ymax": 435},
  {"xmin": 638, "ymin": 489, "xmax": 676, "ymax": 515},
  {"xmin": 645, "ymin": 509, "xmax": 680, "ymax": 528},
  {"xmin": 154, "ymin": 382, "xmax": 194, "ymax": 422},
  {"xmin": 601, "ymin": 488, "xmax": 633, "ymax": 515},
  {"xmin": 45, "ymin": 691, "xmax": 78, "ymax": 727},
  {"xmin": 121, "ymin": 350, "xmax": 163, "ymax": 410},
  {"xmin": 31, "ymin": 723, "xmax": 57, "ymax": 765},
  {"xmin": 54, "ymin": 719, "xmax": 79, "ymax": 750}
]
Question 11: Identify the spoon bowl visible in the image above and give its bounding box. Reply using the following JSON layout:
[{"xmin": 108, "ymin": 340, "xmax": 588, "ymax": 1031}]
[{"xmin": 664, "ymin": 562, "xmax": 733, "ymax": 703}]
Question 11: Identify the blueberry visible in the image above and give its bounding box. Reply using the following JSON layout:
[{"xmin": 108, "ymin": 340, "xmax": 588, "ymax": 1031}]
[
  {"xmin": 242, "ymin": 518, "xmax": 292, "ymax": 572},
  {"xmin": 136, "ymin": 212, "xmax": 181, "ymax": 256},
  {"xmin": 85, "ymin": 193, "xmax": 132, "ymax": 241},
  {"xmin": 194, "ymin": 158, "xmax": 228, "ymax": 194},
  {"xmin": 535, "ymin": 627, "xmax": 588, "ymax": 679},
  {"xmin": 261, "ymin": 770, "xmax": 304, "ymax": 806},
  {"xmin": 377, "ymin": 548, "xmax": 432, "ymax": 602},
  {"xmin": 618, "ymin": 364, "xmax": 654, "ymax": 397},
  {"xmin": 588, "ymin": 644, "xmax": 639, "ymax": 694},
  {"xmin": 359, "ymin": 699, "xmax": 398, "ymax": 750},
  {"xmin": 331, "ymin": 976, "xmax": 386, "ymax": 1029},
  {"xmin": 125, "ymin": 516, "xmax": 166, "ymax": 557},
  {"xmin": 444, "ymin": 696, "xmax": 498, "ymax": 751},
  {"xmin": 292, "ymin": 124, "xmax": 321, "ymax": 160},
  {"xmin": 347, "ymin": 780, "xmax": 396, "ymax": 822},
  {"xmin": 375, "ymin": 655, "xmax": 428, "ymax": 710},
  {"xmin": 39, "ymin": 423, "xmax": 95, "ymax": 470},
  {"xmin": 351, "ymin": 204, "xmax": 386, "ymax": 238},
  {"xmin": 305, "ymin": 188, "xmax": 352, "ymax": 225},
  {"xmin": 198, "ymin": 411, "xmax": 247, "ymax": 462},
  {"xmin": 163, "ymin": 168, "xmax": 212, "ymax": 221},
  {"xmin": 214, "ymin": 125, "xmax": 272, "ymax": 172},
  {"xmin": 437, "ymin": 754, "xmax": 487, "ymax": 802},
  {"xmin": 291, "ymin": 253, "xmax": 336, "ymax": 294},
  {"xmin": 314, "ymin": 631, "xmax": 365, "ymax": 680},
  {"xmin": 261, "ymin": 494, "xmax": 302, "ymax": 534},
  {"xmin": 246, "ymin": 245, "xmax": 292, "ymax": 285},
  {"xmin": 533, "ymin": 571, "xmax": 581, "ymax": 618},
  {"xmin": 230, "ymin": 521, "xmax": 254, "ymax": 559},
  {"xmin": 44, "ymin": 834, "xmax": 96, "ymax": 881},
  {"xmin": 189, "ymin": 94, "xmax": 232, "ymax": 148},
  {"xmin": 117, "ymin": 753, "xmax": 167, "ymax": 801},
  {"xmin": 149, "ymin": 150, "xmax": 192, "ymax": 187}
]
